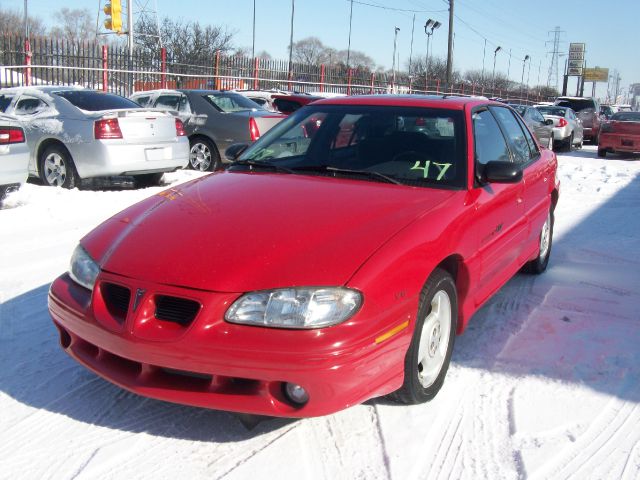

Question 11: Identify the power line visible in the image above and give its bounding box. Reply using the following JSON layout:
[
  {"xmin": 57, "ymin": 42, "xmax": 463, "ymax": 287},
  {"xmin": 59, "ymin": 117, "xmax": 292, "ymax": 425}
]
[{"xmin": 347, "ymin": 0, "xmax": 446, "ymax": 14}]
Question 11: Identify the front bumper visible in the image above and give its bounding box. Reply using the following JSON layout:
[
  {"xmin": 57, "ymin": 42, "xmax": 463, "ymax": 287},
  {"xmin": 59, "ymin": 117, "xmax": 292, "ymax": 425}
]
[
  {"xmin": 68, "ymin": 137, "xmax": 189, "ymax": 179},
  {"xmin": 48, "ymin": 272, "xmax": 409, "ymax": 417}
]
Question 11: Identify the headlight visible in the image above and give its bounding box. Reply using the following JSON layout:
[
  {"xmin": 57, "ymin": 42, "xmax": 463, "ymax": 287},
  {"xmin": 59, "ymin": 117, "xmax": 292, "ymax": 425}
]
[
  {"xmin": 225, "ymin": 287, "xmax": 362, "ymax": 329},
  {"xmin": 69, "ymin": 244, "xmax": 100, "ymax": 291}
]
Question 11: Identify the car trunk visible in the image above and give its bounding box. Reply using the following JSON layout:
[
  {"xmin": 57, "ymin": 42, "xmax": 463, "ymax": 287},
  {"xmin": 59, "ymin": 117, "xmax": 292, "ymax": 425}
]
[
  {"xmin": 541, "ymin": 115, "xmax": 563, "ymax": 127},
  {"xmin": 101, "ymin": 110, "xmax": 177, "ymax": 144}
]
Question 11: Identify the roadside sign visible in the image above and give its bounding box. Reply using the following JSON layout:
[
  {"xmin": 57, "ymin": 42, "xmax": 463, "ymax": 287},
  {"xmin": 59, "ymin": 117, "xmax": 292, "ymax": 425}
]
[
  {"xmin": 569, "ymin": 43, "xmax": 585, "ymax": 53},
  {"xmin": 568, "ymin": 43, "xmax": 585, "ymax": 76},
  {"xmin": 583, "ymin": 67, "xmax": 609, "ymax": 82},
  {"xmin": 568, "ymin": 67, "xmax": 583, "ymax": 76},
  {"xmin": 569, "ymin": 59, "xmax": 583, "ymax": 69}
]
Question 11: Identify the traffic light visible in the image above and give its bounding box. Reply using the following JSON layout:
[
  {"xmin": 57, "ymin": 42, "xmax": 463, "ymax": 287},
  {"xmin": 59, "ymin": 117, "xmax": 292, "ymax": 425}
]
[{"xmin": 104, "ymin": 0, "xmax": 123, "ymax": 33}]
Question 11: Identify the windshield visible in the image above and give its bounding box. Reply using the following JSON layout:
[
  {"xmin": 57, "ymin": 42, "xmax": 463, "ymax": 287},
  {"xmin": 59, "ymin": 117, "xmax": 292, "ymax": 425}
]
[
  {"xmin": 202, "ymin": 93, "xmax": 265, "ymax": 112},
  {"xmin": 0, "ymin": 94, "xmax": 14, "ymax": 113},
  {"xmin": 55, "ymin": 90, "xmax": 140, "ymax": 111},
  {"xmin": 611, "ymin": 112, "xmax": 640, "ymax": 122},
  {"xmin": 555, "ymin": 98, "xmax": 595, "ymax": 112},
  {"xmin": 537, "ymin": 106, "xmax": 567, "ymax": 116},
  {"xmin": 239, "ymin": 105, "xmax": 466, "ymax": 189}
]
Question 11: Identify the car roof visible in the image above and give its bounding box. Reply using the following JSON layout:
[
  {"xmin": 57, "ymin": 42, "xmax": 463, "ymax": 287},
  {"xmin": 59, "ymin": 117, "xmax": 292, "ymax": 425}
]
[
  {"xmin": 0, "ymin": 85, "xmax": 86, "ymax": 94},
  {"xmin": 313, "ymin": 95, "xmax": 494, "ymax": 110}
]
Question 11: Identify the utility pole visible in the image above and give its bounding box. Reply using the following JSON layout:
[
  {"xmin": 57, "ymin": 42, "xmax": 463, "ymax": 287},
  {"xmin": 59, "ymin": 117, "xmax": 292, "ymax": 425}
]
[
  {"xmin": 23, "ymin": 0, "xmax": 29, "ymax": 37},
  {"xmin": 127, "ymin": 0, "xmax": 134, "ymax": 56},
  {"xmin": 491, "ymin": 46, "xmax": 501, "ymax": 92},
  {"xmin": 408, "ymin": 14, "xmax": 415, "ymax": 77},
  {"xmin": 481, "ymin": 38, "xmax": 487, "ymax": 83},
  {"xmin": 252, "ymin": 0, "xmax": 256, "ymax": 59},
  {"xmin": 288, "ymin": 0, "xmax": 295, "ymax": 83},
  {"xmin": 392, "ymin": 26, "xmax": 400, "ymax": 91},
  {"xmin": 507, "ymin": 48, "xmax": 512, "ymax": 81},
  {"xmin": 445, "ymin": 0, "xmax": 454, "ymax": 91},
  {"xmin": 346, "ymin": 0, "xmax": 353, "ymax": 68}
]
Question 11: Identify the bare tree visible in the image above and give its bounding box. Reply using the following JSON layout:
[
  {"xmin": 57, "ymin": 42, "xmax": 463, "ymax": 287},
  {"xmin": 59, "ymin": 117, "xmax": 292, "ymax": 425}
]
[
  {"xmin": 0, "ymin": 7, "xmax": 47, "ymax": 36},
  {"xmin": 135, "ymin": 16, "xmax": 234, "ymax": 71},
  {"xmin": 291, "ymin": 37, "xmax": 329, "ymax": 65},
  {"xmin": 50, "ymin": 8, "xmax": 95, "ymax": 42}
]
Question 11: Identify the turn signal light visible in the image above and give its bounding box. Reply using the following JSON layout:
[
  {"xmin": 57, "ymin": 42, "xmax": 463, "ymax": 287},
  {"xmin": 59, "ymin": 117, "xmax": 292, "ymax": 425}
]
[
  {"xmin": 0, "ymin": 127, "xmax": 25, "ymax": 144},
  {"xmin": 94, "ymin": 118, "xmax": 123, "ymax": 139}
]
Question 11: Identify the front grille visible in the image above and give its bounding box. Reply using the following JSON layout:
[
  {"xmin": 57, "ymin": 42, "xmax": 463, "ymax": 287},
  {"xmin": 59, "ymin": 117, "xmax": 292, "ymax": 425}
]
[
  {"xmin": 155, "ymin": 295, "xmax": 200, "ymax": 326},
  {"xmin": 102, "ymin": 283, "xmax": 131, "ymax": 324}
]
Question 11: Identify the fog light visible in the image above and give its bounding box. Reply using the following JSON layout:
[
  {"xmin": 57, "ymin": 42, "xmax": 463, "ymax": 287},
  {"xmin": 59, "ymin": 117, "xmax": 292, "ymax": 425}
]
[{"xmin": 283, "ymin": 382, "xmax": 309, "ymax": 406}]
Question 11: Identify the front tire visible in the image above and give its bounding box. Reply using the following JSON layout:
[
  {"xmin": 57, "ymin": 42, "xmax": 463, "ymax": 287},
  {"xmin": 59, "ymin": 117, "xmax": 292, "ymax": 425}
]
[
  {"xmin": 523, "ymin": 209, "xmax": 553, "ymax": 274},
  {"xmin": 392, "ymin": 268, "xmax": 457, "ymax": 404},
  {"xmin": 597, "ymin": 148, "xmax": 607, "ymax": 158},
  {"xmin": 40, "ymin": 144, "xmax": 78, "ymax": 189},
  {"xmin": 189, "ymin": 137, "xmax": 220, "ymax": 172}
]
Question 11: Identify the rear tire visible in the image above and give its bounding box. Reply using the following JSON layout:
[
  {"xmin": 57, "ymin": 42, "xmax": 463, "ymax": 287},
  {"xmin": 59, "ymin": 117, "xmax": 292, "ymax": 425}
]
[
  {"xmin": 134, "ymin": 173, "xmax": 164, "ymax": 188},
  {"xmin": 189, "ymin": 137, "xmax": 220, "ymax": 172},
  {"xmin": 547, "ymin": 135, "xmax": 554, "ymax": 150},
  {"xmin": 597, "ymin": 148, "xmax": 607, "ymax": 158},
  {"xmin": 39, "ymin": 144, "xmax": 78, "ymax": 189},
  {"xmin": 565, "ymin": 133, "xmax": 574, "ymax": 152},
  {"xmin": 391, "ymin": 268, "xmax": 457, "ymax": 404},
  {"xmin": 523, "ymin": 209, "xmax": 553, "ymax": 274}
]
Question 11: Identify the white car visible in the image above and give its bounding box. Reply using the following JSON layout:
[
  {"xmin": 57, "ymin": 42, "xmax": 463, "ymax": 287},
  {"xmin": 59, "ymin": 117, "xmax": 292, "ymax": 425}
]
[
  {"xmin": 535, "ymin": 105, "xmax": 584, "ymax": 151},
  {"xmin": 0, "ymin": 86, "xmax": 189, "ymax": 188},
  {"xmin": 0, "ymin": 114, "xmax": 29, "ymax": 201}
]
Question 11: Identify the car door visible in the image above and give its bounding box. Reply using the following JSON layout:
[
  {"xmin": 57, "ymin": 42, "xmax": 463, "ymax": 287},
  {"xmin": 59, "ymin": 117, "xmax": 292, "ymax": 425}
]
[
  {"xmin": 470, "ymin": 107, "xmax": 527, "ymax": 304},
  {"xmin": 495, "ymin": 106, "xmax": 552, "ymax": 253}
]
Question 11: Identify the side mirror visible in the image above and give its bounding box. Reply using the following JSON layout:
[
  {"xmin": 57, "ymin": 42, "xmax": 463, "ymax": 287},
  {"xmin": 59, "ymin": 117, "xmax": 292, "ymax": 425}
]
[
  {"xmin": 544, "ymin": 119, "xmax": 554, "ymax": 126},
  {"xmin": 482, "ymin": 161, "xmax": 523, "ymax": 184},
  {"xmin": 225, "ymin": 143, "xmax": 249, "ymax": 161}
]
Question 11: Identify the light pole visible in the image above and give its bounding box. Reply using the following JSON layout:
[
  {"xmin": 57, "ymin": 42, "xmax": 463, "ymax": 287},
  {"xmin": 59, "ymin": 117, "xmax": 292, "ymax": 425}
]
[
  {"xmin": 346, "ymin": 0, "xmax": 353, "ymax": 68},
  {"xmin": 424, "ymin": 19, "xmax": 441, "ymax": 93},
  {"xmin": 521, "ymin": 54, "xmax": 530, "ymax": 99},
  {"xmin": 252, "ymin": 0, "xmax": 256, "ymax": 59},
  {"xmin": 491, "ymin": 46, "xmax": 502, "ymax": 93},
  {"xmin": 288, "ymin": 0, "xmax": 295, "ymax": 84},
  {"xmin": 392, "ymin": 26, "xmax": 400, "ymax": 91}
]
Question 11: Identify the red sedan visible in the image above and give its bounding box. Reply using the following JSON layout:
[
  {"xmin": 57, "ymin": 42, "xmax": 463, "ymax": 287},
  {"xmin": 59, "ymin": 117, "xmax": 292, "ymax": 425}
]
[
  {"xmin": 49, "ymin": 96, "xmax": 559, "ymax": 417},
  {"xmin": 598, "ymin": 111, "xmax": 640, "ymax": 157}
]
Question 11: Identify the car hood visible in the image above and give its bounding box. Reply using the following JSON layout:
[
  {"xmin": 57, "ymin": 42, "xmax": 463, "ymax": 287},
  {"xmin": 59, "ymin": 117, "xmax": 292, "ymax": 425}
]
[{"xmin": 83, "ymin": 172, "xmax": 455, "ymax": 292}]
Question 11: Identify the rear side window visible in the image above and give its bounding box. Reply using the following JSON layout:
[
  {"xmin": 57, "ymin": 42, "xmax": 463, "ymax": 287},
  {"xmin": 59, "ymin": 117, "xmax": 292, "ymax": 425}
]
[
  {"xmin": 15, "ymin": 96, "xmax": 48, "ymax": 115},
  {"xmin": 0, "ymin": 94, "xmax": 14, "ymax": 112},
  {"xmin": 155, "ymin": 94, "xmax": 191, "ymax": 113},
  {"xmin": 55, "ymin": 90, "xmax": 140, "ymax": 111},
  {"xmin": 132, "ymin": 95, "xmax": 152, "ymax": 107},
  {"xmin": 472, "ymin": 109, "xmax": 511, "ymax": 165},
  {"xmin": 612, "ymin": 112, "xmax": 640, "ymax": 121},
  {"xmin": 202, "ymin": 93, "xmax": 263, "ymax": 113}
]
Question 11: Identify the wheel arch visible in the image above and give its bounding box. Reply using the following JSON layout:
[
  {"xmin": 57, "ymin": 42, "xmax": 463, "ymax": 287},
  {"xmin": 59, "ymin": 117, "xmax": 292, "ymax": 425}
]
[
  {"xmin": 432, "ymin": 254, "xmax": 471, "ymax": 334},
  {"xmin": 36, "ymin": 138, "xmax": 74, "ymax": 176}
]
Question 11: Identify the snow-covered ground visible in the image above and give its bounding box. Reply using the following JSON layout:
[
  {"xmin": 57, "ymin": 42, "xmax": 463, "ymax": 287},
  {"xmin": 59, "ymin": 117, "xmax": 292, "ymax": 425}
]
[{"xmin": 1, "ymin": 146, "xmax": 639, "ymax": 480}]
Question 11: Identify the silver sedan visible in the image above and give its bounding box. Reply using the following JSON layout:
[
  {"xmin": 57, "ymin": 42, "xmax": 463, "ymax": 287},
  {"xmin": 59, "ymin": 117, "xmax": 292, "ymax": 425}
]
[
  {"xmin": 0, "ymin": 114, "xmax": 29, "ymax": 201},
  {"xmin": 535, "ymin": 105, "xmax": 584, "ymax": 151},
  {"xmin": 0, "ymin": 86, "xmax": 189, "ymax": 188}
]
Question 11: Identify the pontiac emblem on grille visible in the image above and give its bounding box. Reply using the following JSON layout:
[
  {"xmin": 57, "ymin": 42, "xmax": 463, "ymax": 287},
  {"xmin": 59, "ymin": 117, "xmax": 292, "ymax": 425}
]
[{"xmin": 132, "ymin": 288, "xmax": 145, "ymax": 312}]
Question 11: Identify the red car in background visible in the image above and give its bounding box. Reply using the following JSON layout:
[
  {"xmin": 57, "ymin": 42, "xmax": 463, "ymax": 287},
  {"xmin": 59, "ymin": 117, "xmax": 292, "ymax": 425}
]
[
  {"xmin": 49, "ymin": 96, "xmax": 559, "ymax": 418},
  {"xmin": 272, "ymin": 93, "xmax": 322, "ymax": 115},
  {"xmin": 598, "ymin": 111, "xmax": 640, "ymax": 157}
]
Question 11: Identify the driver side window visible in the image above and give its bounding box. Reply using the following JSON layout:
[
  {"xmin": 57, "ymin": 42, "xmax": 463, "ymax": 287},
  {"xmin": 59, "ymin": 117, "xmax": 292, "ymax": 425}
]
[{"xmin": 473, "ymin": 109, "xmax": 511, "ymax": 166}]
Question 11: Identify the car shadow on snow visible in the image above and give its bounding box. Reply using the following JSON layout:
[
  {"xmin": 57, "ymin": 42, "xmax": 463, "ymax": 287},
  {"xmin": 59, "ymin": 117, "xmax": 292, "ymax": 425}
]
[
  {"xmin": 451, "ymin": 171, "xmax": 640, "ymax": 403},
  {"xmin": 0, "ymin": 285, "xmax": 295, "ymax": 440}
]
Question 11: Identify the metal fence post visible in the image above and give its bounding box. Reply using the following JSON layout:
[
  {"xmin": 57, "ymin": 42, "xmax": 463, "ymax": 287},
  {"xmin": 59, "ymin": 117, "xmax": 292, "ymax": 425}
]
[
  {"xmin": 253, "ymin": 56, "xmax": 259, "ymax": 90},
  {"xmin": 24, "ymin": 38, "xmax": 32, "ymax": 86},
  {"xmin": 160, "ymin": 47, "xmax": 167, "ymax": 89},
  {"xmin": 320, "ymin": 64, "xmax": 325, "ymax": 93},
  {"xmin": 101, "ymin": 45, "xmax": 108, "ymax": 92},
  {"xmin": 370, "ymin": 73, "xmax": 375, "ymax": 94},
  {"xmin": 214, "ymin": 50, "xmax": 220, "ymax": 89},
  {"xmin": 347, "ymin": 68, "xmax": 353, "ymax": 96},
  {"xmin": 436, "ymin": 79, "xmax": 440, "ymax": 94}
]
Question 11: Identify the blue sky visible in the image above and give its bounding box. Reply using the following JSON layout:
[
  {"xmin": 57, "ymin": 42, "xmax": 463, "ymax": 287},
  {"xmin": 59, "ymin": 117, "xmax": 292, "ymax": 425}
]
[{"xmin": 6, "ymin": 0, "xmax": 639, "ymax": 99}]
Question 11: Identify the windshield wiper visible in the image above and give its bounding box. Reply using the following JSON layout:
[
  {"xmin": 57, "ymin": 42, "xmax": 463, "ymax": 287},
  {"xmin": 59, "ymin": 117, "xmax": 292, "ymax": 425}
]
[
  {"xmin": 291, "ymin": 165, "xmax": 403, "ymax": 185},
  {"xmin": 230, "ymin": 159, "xmax": 295, "ymax": 174}
]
